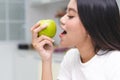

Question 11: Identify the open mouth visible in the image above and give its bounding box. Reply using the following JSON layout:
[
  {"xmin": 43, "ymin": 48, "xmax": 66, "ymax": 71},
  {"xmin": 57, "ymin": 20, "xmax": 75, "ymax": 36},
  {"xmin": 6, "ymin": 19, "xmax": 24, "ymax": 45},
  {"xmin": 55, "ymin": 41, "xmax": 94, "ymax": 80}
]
[
  {"xmin": 61, "ymin": 30, "xmax": 67, "ymax": 35},
  {"xmin": 59, "ymin": 30, "xmax": 67, "ymax": 38}
]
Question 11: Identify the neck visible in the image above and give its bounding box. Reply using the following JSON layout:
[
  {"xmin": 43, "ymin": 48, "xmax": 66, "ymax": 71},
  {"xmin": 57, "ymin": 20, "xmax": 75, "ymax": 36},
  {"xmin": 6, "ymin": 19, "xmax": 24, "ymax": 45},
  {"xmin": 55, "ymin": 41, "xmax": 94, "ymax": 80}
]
[{"xmin": 76, "ymin": 39, "xmax": 95, "ymax": 63}]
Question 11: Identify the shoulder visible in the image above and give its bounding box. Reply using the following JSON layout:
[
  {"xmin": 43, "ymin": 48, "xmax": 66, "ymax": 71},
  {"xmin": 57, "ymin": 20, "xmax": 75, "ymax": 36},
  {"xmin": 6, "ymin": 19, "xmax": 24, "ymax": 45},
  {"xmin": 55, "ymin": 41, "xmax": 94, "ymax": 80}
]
[
  {"xmin": 99, "ymin": 50, "xmax": 120, "ymax": 61},
  {"xmin": 100, "ymin": 50, "xmax": 120, "ymax": 64},
  {"xmin": 57, "ymin": 48, "xmax": 80, "ymax": 79},
  {"xmin": 104, "ymin": 50, "xmax": 120, "ymax": 79},
  {"xmin": 65, "ymin": 48, "xmax": 79, "ymax": 56},
  {"xmin": 64, "ymin": 48, "xmax": 80, "ymax": 61},
  {"xmin": 107, "ymin": 50, "xmax": 120, "ymax": 62},
  {"xmin": 103, "ymin": 50, "xmax": 120, "ymax": 70},
  {"xmin": 60, "ymin": 48, "xmax": 80, "ymax": 67}
]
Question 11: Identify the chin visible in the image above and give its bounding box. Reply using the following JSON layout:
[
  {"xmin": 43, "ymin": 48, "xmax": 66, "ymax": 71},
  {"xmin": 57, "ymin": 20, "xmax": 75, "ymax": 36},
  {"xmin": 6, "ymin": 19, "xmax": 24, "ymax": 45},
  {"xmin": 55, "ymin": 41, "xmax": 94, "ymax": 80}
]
[{"xmin": 59, "ymin": 42, "xmax": 74, "ymax": 48}]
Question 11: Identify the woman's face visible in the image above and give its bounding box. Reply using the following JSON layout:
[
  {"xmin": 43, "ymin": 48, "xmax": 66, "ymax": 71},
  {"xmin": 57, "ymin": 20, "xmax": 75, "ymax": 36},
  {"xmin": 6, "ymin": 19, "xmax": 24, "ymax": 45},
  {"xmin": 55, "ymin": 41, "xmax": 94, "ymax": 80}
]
[{"xmin": 59, "ymin": 0, "xmax": 90, "ymax": 48}]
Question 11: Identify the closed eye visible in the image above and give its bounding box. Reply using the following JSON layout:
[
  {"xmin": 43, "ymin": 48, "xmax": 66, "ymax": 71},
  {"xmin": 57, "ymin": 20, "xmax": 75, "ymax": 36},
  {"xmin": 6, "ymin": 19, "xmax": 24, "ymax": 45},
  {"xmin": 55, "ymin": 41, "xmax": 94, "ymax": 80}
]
[{"xmin": 68, "ymin": 15, "xmax": 74, "ymax": 19}]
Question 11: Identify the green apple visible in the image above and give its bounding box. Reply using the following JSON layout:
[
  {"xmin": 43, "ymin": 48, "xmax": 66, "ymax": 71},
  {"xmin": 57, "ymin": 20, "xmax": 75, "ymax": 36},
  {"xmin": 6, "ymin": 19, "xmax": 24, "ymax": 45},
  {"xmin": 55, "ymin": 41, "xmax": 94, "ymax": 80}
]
[{"xmin": 38, "ymin": 19, "xmax": 57, "ymax": 38}]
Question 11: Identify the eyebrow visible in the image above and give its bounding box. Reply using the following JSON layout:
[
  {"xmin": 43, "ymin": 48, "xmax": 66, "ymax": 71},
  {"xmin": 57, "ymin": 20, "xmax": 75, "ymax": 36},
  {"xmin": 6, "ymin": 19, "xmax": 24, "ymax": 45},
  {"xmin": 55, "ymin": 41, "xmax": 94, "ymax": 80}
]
[{"xmin": 67, "ymin": 8, "xmax": 77, "ymax": 13}]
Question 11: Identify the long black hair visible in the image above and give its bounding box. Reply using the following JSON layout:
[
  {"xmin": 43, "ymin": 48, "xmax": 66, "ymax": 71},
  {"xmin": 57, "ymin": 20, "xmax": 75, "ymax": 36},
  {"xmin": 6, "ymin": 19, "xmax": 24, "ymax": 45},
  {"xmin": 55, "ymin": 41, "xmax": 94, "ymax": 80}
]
[{"xmin": 77, "ymin": 0, "xmax": 120, "ymax": 52}]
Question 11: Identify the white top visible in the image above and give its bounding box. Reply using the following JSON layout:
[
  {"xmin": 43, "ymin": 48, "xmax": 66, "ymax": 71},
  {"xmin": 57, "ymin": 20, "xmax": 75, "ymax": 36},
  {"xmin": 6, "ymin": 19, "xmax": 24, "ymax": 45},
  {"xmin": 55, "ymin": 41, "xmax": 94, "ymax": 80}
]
[{"xmin": 57, "ymin": 48, "xmax": 120, "ymax": 80}]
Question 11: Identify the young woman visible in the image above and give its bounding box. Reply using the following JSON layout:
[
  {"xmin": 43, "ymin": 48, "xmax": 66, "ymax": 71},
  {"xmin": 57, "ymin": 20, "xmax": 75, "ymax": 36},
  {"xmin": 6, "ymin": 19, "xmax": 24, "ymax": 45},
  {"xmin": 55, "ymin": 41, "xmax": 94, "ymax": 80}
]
[{"xmin": 31, "ymin": 0, "xmax": 120, "ymax": 80}]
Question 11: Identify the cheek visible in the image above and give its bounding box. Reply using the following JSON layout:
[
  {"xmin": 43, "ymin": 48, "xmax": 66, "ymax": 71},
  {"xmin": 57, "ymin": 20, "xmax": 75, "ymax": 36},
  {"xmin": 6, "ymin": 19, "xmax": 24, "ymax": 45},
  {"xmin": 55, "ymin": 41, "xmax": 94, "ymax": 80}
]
[
  {"xmin": 68, "ymin": 23, "xmax": 88, "ymax": 44},
  {"xmin": 60, "ymin": 18, "xmax": 88, "ymax": 47},
  {"xmin": 70, "ymin": 20, "xmax": 86, "ymax": 37}
]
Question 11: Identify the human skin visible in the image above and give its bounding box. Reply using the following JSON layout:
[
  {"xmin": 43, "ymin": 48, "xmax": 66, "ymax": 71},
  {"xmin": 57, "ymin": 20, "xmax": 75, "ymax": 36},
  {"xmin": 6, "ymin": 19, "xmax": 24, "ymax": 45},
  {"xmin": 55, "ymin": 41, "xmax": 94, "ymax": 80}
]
[
  {"xmin": 31, "ymin": 0, "xmax": 95, "ymax": 80},
  {"xmin": 59, "ymin": 0, "xmax": 95, "ymax": 62}
]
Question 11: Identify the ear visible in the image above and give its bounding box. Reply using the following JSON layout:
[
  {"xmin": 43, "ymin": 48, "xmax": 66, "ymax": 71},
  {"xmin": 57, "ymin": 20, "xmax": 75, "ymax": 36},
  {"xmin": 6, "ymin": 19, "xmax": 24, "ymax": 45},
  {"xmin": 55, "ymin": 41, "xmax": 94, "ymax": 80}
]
[
  {"xmin": 88, "ymin": 34, "xmax": 90, "ymax": 38},
  {"xmin": 87, "ymin": 33, "xmax": 92, "ymax": 40},
  {"xmin": 85, "ymin": 31, "xmax": 90, "ymax": 38}
]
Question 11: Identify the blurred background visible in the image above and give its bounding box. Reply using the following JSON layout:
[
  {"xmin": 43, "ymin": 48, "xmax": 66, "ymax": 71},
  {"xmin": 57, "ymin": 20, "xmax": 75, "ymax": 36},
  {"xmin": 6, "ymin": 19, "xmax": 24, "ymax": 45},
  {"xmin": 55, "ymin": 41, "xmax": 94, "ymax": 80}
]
[
  {"xmin": 0, "ymin": 0, "xmax": 69, "ymax": 80},
  {"xmin": 0, "ymin": 0, "xmax": 120, "ymax": 80}
]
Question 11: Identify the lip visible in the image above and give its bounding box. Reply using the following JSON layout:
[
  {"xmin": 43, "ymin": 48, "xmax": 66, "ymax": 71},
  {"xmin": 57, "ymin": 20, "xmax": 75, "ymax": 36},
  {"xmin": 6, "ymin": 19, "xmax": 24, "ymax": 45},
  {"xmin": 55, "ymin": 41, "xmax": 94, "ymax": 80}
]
[
  {"xmin": 59, "ymin": 33, "xmax": 64, "ymax": 38},
  {"xmin": 59, "ymin": 25, "xmax": 67, "ymax": 38},
  {"xmin": 59, "ymin": 31, "xmax": 67, "ymax": 39}
]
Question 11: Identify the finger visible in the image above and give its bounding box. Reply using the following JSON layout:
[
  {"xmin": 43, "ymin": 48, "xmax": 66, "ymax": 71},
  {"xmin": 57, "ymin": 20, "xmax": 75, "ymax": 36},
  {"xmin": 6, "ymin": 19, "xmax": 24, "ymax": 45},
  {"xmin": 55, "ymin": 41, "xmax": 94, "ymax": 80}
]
[
  {"xmin": 40, "ymin": 40, "xmax": 54, "ymax": 50},
  {"xmin": 38, "ymin": 35, "xmax": 55, "ymax": 43},
  {"xmin": 32, "ymin": 24, "xmax": 47, "ymax": 39},
  {"xmin": 34, "ymin": 24, "xmax": 47, "ymax": 34},
  {"xmin": 30, "ymin": 22, "xmax": 40, "ymax": 31}
]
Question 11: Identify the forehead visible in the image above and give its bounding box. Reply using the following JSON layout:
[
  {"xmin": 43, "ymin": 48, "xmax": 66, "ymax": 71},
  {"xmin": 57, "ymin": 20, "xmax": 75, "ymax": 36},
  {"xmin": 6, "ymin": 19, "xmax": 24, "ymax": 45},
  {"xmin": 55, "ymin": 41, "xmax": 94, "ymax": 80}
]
[{"xmin": 67, "ymin": 0, "xmax": 77, "ymax": 10}]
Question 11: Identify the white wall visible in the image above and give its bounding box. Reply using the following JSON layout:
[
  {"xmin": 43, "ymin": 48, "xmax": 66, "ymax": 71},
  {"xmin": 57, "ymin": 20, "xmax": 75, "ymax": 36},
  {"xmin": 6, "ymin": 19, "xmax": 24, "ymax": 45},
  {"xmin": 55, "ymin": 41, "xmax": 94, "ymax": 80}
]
[
  {"xmin": 0, "ymin": 43, "xmax": 64, "ymax": 80},
  {"xmin": 0, "ymin": 43, "xmax": 15, "ymax": 80},
  {"xmin": 0, "ymin": 1, "xmax": 68, "ymax": 80},
  {"xmin": 0, "ymin": 43, "xmax": 40, "ymax": 80},
  {"xmin": 25, "ymin": 0, "xmax": 69, "ymax": 45}
]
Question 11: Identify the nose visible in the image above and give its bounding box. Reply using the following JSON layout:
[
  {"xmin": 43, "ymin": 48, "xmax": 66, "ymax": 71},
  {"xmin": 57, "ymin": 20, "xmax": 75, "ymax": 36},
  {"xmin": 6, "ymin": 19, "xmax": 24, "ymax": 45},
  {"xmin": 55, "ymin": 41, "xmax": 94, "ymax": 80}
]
[{"xmin": 60, "ymin": 15, "xmax": 66, "ymax": 26}]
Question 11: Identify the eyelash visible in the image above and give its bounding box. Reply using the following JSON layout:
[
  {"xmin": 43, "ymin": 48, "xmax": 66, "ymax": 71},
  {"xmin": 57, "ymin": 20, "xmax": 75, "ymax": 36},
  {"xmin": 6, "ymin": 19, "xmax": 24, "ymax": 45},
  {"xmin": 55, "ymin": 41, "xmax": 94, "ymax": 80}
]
[{"xmin": 67, "ymin": 15, "xmax": 74, "ymax": 19}]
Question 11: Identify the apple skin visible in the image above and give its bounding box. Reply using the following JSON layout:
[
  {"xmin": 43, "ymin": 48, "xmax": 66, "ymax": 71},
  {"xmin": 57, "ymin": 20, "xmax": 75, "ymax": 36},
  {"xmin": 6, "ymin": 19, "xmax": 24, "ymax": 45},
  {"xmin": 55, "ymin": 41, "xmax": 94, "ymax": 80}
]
[{"xmin": 38, "ymin": 19, "xmax": 57, "ymax": 38}]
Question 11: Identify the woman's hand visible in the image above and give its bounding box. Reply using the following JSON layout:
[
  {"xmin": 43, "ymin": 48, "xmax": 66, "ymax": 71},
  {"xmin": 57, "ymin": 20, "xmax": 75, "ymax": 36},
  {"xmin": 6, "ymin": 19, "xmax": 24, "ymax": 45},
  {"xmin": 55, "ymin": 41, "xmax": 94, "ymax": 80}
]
[{"xmin": 30, "ymin": 22, "xmax": 55, "ymax": 62}]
